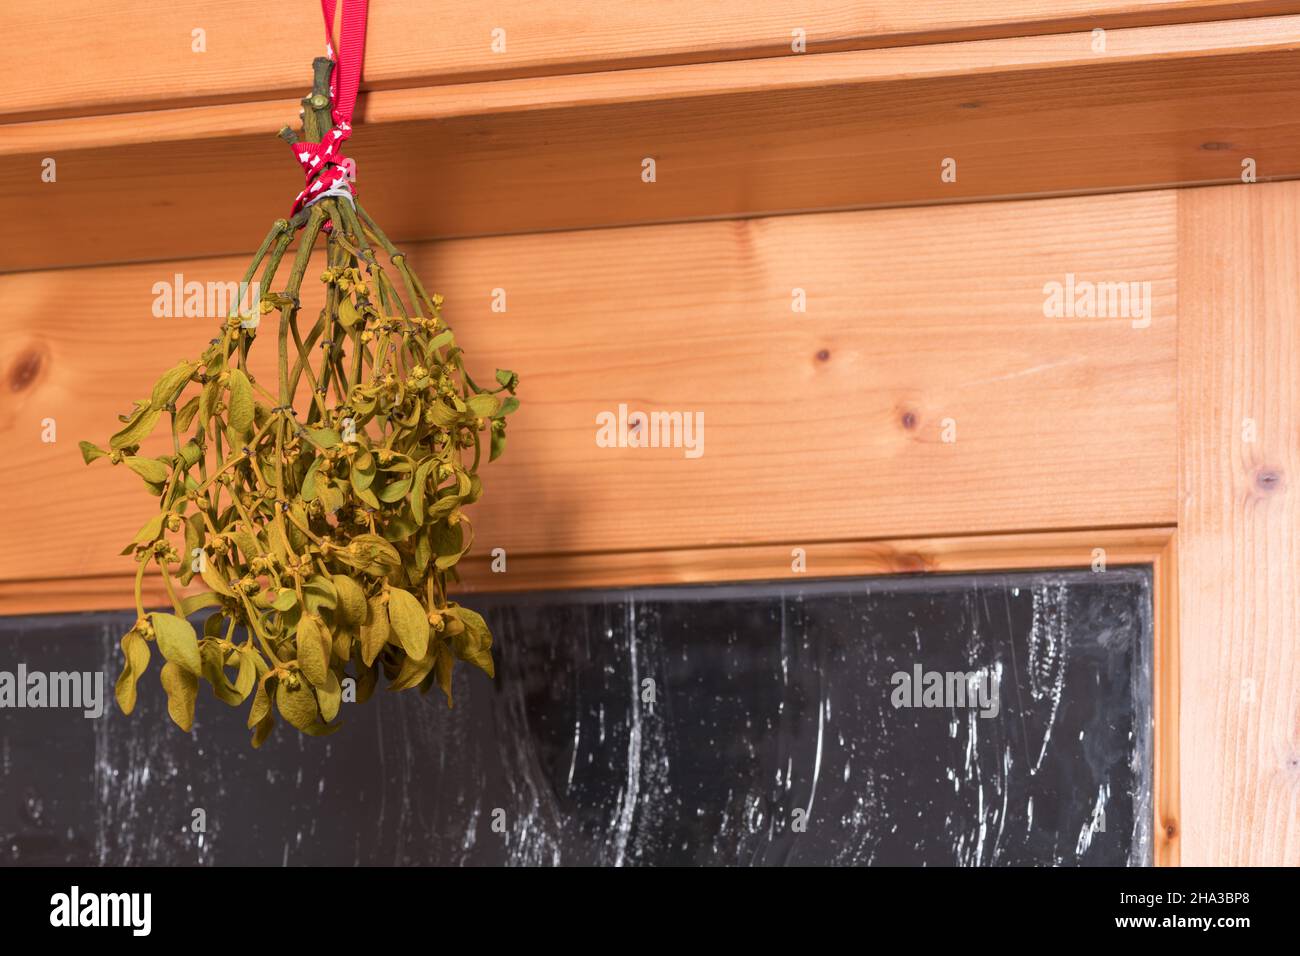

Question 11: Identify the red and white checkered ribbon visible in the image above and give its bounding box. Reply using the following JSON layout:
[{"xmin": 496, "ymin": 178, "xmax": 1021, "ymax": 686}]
[{"xmin": 288, "ymin": 0, "xmax": 369, "ymax": 218}]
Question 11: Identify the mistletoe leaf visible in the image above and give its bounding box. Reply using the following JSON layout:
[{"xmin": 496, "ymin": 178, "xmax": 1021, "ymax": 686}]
[
  {"xmin": 234, "ymin": 648, "xmax": 258, "ymax": 701},
  {"xmin": 450, "ymin": 605, "xmax": 495, "ymax": 678},
  {"xmin": 199, "ymin": 377, "xmax": 221, "ymax": 436},
  {"xmin": 378, "ymin": 475, "xmax": 411, "ymax": 503},
  {"xmin": 271, "ymin": 588, "xmax": 298, "ymax": 612},
  {"xmin": 251, "ymin": 712, "xmax": 275, "ymax": 748},
  {"xmin": 389, "ymin": 648, "xmax": 435, "ymax": 691},
  {"xmin": 337, "ymin": 298, "xmax": 361, "ymax": 329},
  {"xmin": 426, "ymin": 401, "xmax": 458, "ymax": 428},
  {"xmin": 317, "ymin": 670, "xmax": 342, "ymax": 722},
  {"xmin": 360, "ymin": 596, "xmax": 390, "ymax": 667},
  {"xmin": 114, "ymin": 629, "xmax": 151, "ymax": 715},
  {"xmin": 201, "ymin": 640, "xmax": 243, "ymax": 706},
  {"xmin": 200, "ymin": 558, "xmax": 234, "ymax": 597},
  {"xmin": 180, "ymin": 589, "xmax": 221, "ymax": 616},
  {"xmin": 351, "ymin": 451, "xmax": 376, "ymax": 491},
  {"xmin": 160, "ymin": 661, "xmax": 199, "ymax": 732},
  {"xmin": 123, "ymin": 513, "xmax": 165, "ymax": 554},
  {"xmin": 227, "ymin": 368, "xmax": 254, "ymax": 440},
  {"xmin": 276, "ymin": 680, "xmax": 319, "ymax": 731},
  {"xmin": 248, "ymin": 673, "xmax": 275, "ymax": 729},
  {"xmin": 346, "ymin": 533, "xmax": 401, "ymax": 576},
  {"xmin": 175, "ymin": 395, "xmax": 201, "ymax": 432},
  {"xmin": 307, "ymin": 427, "xmax": 341, "ymax": 449},
  {"xmin": 387, "ymin": 587, "xmax": 429, "ymax": 660},
  {"xmin": 110, "ymin": 405, "xmax": 161, "ymax": 451},
  {"xmin": 125, "ymin": 456, "xmax": 170, "ymax": 484},
  {"xmin": 151, "ymin": 612, "xmax": 202, "ymax": 678},
  {"xmin": 295, "ymin": 615, "xmax": 330, "ymax": 688},
  {"xmin": 332, "ymin": 574, "xmax": 367, "ymax": 627},
  {"xmin": 150, "ymin": 361, "xmax": 198, "ymax": 408}
]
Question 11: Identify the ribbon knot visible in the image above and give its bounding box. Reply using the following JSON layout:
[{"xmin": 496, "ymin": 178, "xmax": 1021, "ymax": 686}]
[{"xmin": 289, "ymin": 124, "xmax": 356, "ymax": 216}]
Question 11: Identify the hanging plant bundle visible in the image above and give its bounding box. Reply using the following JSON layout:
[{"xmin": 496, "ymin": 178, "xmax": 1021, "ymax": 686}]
[{"xmin": 79, "ymin": 12, "xmax": 516, "ymax": 746}]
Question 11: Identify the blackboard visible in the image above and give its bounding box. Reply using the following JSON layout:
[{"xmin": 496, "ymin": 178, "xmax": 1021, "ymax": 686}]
[{"xmin": 0, "ymin": 567, "xmax": 1152, "ymax": 866}]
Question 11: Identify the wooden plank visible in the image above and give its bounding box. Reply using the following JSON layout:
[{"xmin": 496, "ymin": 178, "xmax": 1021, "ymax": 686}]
[
  {"xmin": 0, "ymin": 190, "xmax": 1178, "ymax": 596},
  {"xmin": 5, "ymin": 16, "xmax": 1300, "ymax": 272},
  {"xmin": 11, "ymin": 14, "xmax": 1300, "ymax": 157},
  {"xmin": 454, "ymin": 527, "xmax": 1178, "ymax": 592},
  {"xmin": 5, "ymin": 1, "xmax": 1296, "ymax": 122},
  {"xmin": 0, "ymin": 527, "xmax": 1178, "ymax": 609},
  {"xmin": 1177, "ymin": 181, "xmax": 1300, "ymax": 866},
  {"xmin": 1152, "ymin": 530, "xmax": 1182, "ymax": 866}
]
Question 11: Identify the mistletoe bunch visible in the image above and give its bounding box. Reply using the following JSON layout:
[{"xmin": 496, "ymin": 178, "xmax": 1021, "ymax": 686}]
[{"xmin": 81, "ymin": 64, "xmax": 516, "ymax": 745}]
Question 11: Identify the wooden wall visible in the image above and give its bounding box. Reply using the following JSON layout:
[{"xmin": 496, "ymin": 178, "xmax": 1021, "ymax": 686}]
[
  {"xmin": 0, "ymin": 2, "xmax": 1296, "ymax": 866},
  {"xmin": 0, "ymin": 190, "xmax": 1180, "ymax": 588}
]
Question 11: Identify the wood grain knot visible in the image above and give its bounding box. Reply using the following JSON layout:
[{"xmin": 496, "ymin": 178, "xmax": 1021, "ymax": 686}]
[
  {"xmin": 892, "ymin": 553, "xmax": 929, "ymax": 573},
  {"xmin": 1200, "ymin": 141, "xmax": 1234, "ymax": 151},
  {"xmin": 8, "ymin": 348, "xmax": 45, "ymax": 393},
  {"xmin": 815, "ymin": 348, "xmax": 830, "ymax": 363},
  {"xmin": 1254, "ymin": 468, "xmax": 1284, "ymax": 494},
  {"xmin": 900, "ymin": 411, "xmax": 918, "ymax": 431}
]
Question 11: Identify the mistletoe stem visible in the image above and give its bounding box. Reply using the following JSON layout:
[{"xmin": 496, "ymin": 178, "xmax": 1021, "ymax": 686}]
[
  {"xmin": 279, "ymin": 206, "xmax": 327, "ymax": 406},
  {"xmin": 303, "ymin": 57, "xmax": 335, "ymax": 143},
  {"xmin": 240, "ymin": 219, "xmax": 289, "ymax": 306}
]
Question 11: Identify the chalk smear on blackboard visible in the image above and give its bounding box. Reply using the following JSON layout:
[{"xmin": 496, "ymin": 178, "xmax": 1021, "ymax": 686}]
[{"xmin": 0, "ymin": 567, "xmax": 1152, "ymax": 866}]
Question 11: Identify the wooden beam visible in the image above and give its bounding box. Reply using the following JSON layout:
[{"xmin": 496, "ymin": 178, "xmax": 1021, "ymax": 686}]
[
  {"xmin": 1176, "ymin": 180, "xmax": 1300, "ymax": 866},
  {"xmin": 4, "ymin": 16, "xmax": 1300, "ymax": 271},
  {"xmin": 452, "ymin": 526, "xmax": 1178, "ymax": 590},
  {"xmin": 0, "ymin": 526, "xmax": 1178, "ymax": 608},
  {"xmin": 6, "ymin": 1, "xmax": 1298, "ymax": 121},
  {"xmin": 0, "ymin": 190, "xmax": 1177, "ymax": 598}
]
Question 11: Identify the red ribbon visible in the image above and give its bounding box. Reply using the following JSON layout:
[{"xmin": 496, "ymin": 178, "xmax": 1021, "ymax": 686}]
[
  {"xmin": 321, "ymin": 0, "xmax": 368, "ymax": 129},
  {"xmin": 288, "ymin": 0, "xmax": 369, "ymax": 217}
]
